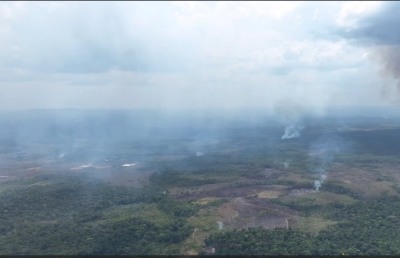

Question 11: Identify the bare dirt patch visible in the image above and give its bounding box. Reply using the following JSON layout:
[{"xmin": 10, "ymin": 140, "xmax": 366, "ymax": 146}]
[
  {"xmin": 215, "ymin": 197, "xmax": 297, "ymax": 230},
  {"xmin": 329, "ymin": 163, "xmax": 398, "ymax": 198},
  {"xmin": 257, "ymin": 190, "xmax": 282, "ymax": 199},
  {"xmin": 288, "ymin": 189, "xmax": 315, "ymax": 197},
  {"xmin": 200, "ymin": 184, "xmax": 289, "ymax": 199},
  {"xmin": 168, "ymin": 182, "xmax": 231, "ymax": 199}
]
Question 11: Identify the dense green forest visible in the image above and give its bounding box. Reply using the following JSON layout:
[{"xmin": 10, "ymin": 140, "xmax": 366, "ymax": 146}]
[{"xmin": 0, "ymin": 174, "xmax": 196, "ymax": 255}]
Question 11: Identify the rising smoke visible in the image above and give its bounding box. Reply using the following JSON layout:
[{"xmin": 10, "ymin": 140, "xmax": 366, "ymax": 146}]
[
  {"xmin": 274, "ymin": 100, "xmax": 306, "ymax": 140},
  {"xmin": 309, "ymin": 135, "xmax": 344, "ymax": 191},
  {"xmin": 314, "ymin": 173, "xmax": 327, "ymax": 192},
  {"xmin": 281, "ymin": 124, "xmax": 305, "ymax": 139}
]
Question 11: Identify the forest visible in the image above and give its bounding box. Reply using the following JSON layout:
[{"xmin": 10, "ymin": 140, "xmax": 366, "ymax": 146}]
[{"xmin": 0, "ymin": 174, "xmax": 196, "ymax": 255}]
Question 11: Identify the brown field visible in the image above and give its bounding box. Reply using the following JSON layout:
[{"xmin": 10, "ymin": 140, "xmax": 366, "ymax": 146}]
[
  {"xmin": 216, "ymin": 197, "xmax": 297, "ymax": 230},
  {"xmin": 328, "ymin": 163, "xmax": 399, "ymax": 198}
]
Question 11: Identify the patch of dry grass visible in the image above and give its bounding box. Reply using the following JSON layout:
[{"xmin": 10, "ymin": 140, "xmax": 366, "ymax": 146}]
[
  {"xmin": 257, "ymin": 190, "xmax": 282, "ymax": 199},
  {"xmin": 194, "ymin": 197, "xmax": 220, "ymax": 205}
]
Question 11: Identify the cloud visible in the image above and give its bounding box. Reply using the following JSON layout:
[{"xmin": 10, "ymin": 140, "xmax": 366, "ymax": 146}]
[
  {"xmin": 0, "ymin": 1, "xmax": 393, "ymax": 110},
  {"xmin": 337, "ymin": 2, "xmax": 400, "ymax": 99},
  {"xmin": 0, "ymin": 2, "xmax": 198, "ymax": 73},
  {"xmin": 339, "ymin": 2, "xmax": 400, "ymax": 46},
  {"xmin": 335, "ymin": 1, "xmax": 383, "ymax": 28}
]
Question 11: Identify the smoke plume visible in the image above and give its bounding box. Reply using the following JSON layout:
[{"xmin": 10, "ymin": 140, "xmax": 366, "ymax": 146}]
[
  {"xmin": 314, "ymin": 174, "xmax": 326, "ymax": 191},
  {"xmin": 281, "ymin": 124, "xmax": 305, "ymax": 139},
  {"xmin": 310, "ymin": 135, "xmax": 344, "ymax": 191},
  {"xmin": 274, "ymin": 100, "xmax": 306, "ymax": 140}
]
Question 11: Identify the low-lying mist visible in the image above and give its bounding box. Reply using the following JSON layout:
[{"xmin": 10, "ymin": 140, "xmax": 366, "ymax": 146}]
[{"xmin": 0, "ymin": 106, "xmax": 399, "ymax": 164}]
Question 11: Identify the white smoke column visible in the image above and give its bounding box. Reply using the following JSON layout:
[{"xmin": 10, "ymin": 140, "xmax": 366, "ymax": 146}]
[
  {"xmin": 314, "ymin": 180, "xmax": 321, "ymax": 191},
  {"xmin": 273, "ymin": 100, "xmax": 307, "ymax": 140},
  {"xmin": 281, "ymin": 124, "xmax": 304, "ymax": 139},
  {"xmin": 314, "ymin": 174, "xmax": 327, "ymax": 191},
  {"xmin": 283, "ymin": 161, "xmax": 289, "ymax": 168},
  {"xmin": 217, "ymin": 221, "xmax": 223, "ymax": 230},
  {"xmin": 310, "ymin": 136, "xmax": 344, "ymax": 192}
]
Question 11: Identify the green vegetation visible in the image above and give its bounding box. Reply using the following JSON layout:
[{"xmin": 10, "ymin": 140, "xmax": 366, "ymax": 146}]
[
  {"xmin": 0, "ymin": 174, "xmax": 194, "ymax": 255},
  {"xmin": 273, "ymin": 192, "xmax": 356, "ymax": 212},
  {"xmin": 205, "ymin": 228, "xmax": 314, "ymax": 255},
  {"xmin": 3, "ymin": 115, "xmax": 400, "ymax": 255},
  {"xmin": 293, "ymin": 215, "xmax": 336, "ymax": 234},
  {"xmin": 205, "ymin": 197, "xmax": 400, "ymax": 255}
]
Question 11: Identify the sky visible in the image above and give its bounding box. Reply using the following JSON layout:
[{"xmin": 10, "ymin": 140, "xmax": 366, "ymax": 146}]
[{"xmin": 0, "ymin": 1, "xmax": 399, "ymax": 112}]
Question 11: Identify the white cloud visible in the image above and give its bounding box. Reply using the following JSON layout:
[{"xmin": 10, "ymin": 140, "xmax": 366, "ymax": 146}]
[
  {"xmin": 336, "ymin": 1, "xmax": 383, "ymax": 27},
  {"xmin": 0, "ymin": 1, "xmax": 393, "ymax": 111}
]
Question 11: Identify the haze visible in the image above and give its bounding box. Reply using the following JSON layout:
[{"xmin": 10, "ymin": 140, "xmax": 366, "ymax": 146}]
[
  {"xmin": 4, "ymin": 2, "xmax": 400, "ymax": 255},
  {"xmin": 0, "ymin": 1, "xmax": 398, "ymax": 113}
]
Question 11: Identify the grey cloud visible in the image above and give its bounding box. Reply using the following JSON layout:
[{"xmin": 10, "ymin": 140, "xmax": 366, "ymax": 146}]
[
  {"xmin": 340, "ymin": 2, "xmax": 400, "ymax": 46},
  {"xmin": 338, "ymin": 2, "xmax": 400, "ymax": 94}
]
